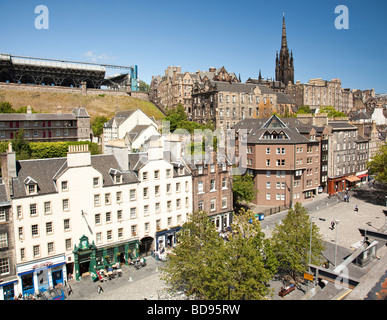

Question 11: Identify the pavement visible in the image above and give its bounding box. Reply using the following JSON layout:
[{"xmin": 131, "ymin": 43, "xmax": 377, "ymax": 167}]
[
  {"xmin": 62, "ymin": 183, "xmax": 387, "ymax": 301},
  {"xmin": 65, "ymin": 257, "xmax": 168, "ymax": 300}
]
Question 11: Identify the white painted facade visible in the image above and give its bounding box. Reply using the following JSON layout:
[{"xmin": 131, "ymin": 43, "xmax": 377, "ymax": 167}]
[
  {"xmin": 8, "ymin": 143, "xmax": 191, "ymax": 294},
  {"xmin": 103, "ymin": 109, "xmax": 159, "ymax": 153}
]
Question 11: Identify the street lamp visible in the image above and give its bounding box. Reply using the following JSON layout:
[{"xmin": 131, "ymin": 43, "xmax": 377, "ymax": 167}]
[{"xmin": 334, "ymin": 219, "xmax": 339, "ymax": 267}]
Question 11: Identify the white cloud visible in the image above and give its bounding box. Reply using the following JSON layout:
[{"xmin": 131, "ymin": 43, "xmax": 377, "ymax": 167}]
[{"xmin": 83, "ymin": 50, "xmax": 117, "ymax": 63}]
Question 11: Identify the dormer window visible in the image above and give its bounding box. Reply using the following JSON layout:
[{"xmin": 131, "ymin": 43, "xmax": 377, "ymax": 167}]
[
  {"xmin": 24, "ymin": 176, "xmax": 38, "ymax": 195},
  {"xmin": 109, "ymin": 168, "xmax": 122, "ymax": 184}
]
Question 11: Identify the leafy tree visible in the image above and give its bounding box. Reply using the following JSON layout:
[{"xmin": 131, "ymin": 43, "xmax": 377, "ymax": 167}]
[
  {"xmin": 319, "ymin": 105, "xmax": 346, "ymax": 117},
  {"xmin": 161, "ymin": 210, "xmax": 223, "ymax": 299},
  {"xmin": 296, "ymin": 105, "xmax": 312, "ymax": 114},
  {"xmin": 271, "ymin": 203, "xmax": 325, "ymax": 284},
  {"xmin": 367, "ymin": 142, "xmax": 387, "ymax": 184},
  {"xmin": 219, "ymin": 208, "xmax": 278, "ymax": 299},
  {"xmin": 0, "ymin": 101, "xmax": 15, "ymax": 113},
  {"xmin": 91, "ymin": 116, "xmax": 108, "ymax": 137},
  {"xmin": 11, "ymin": 129, "xmax": 32, "ymax": 160},
  {"xmin": 139, "ymin": 80, "xmax": 150, "ymax": 92},
  {"xmin": 232, "ymin": 173, "xmax": 257, "ymax": 206},
  {"xmin": 161, "ymin": 209, "xmax": 277, "ymax": 300}
]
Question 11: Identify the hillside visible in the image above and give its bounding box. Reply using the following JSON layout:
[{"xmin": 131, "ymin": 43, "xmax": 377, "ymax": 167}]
[{"xmin": 0, "ymin": 89, "xmax": 165, "ymax": 122}]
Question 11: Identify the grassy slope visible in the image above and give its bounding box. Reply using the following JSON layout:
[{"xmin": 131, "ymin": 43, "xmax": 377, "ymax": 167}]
[{"xmin": 0, "ymin": 89, "xmax": 165, "ymax": 121}]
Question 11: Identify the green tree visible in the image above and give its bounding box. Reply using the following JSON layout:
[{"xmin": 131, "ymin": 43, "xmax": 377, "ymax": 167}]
[
  {"xmin": 12, "ymin": 129, "xmax": 32, "ymax": 160},
  {"xmin": 219, "ymin": 208, "xmax": 278, "ymax": 299},
  {"xmin": 296, "ymin": 105, "xmax": 312, "ymax": 114},
  {"xmin": 91, "ymin": 116, "xmax": 108, "ymax": 137},
  {"xmin": 232, "ymin": 173, "xmax": 257, "ymax": 206},
  {"xmin": 271, "ymin": 203, "xmax": 325, "ymax": 284},
  {"xmin": 161, "ymin": 210, "xmax": 223, "ymax": 299},
  {"xmin": 139, "ymin": 80, "xmax": 150, "ymax": 92},
  {"xmin": 161, "ymin": 209, "xmax": 277, "ymax": 300},
  {"xmin": 367, "ymin": 142, "xmax": 387, "ymax": 184},
  {"xmin": 0, "ymin": 101, "xmax": 15, "ymax": 113},
  {"xmin": 319, "ymin": 105, "xmax": 346, "ymax": 117}
]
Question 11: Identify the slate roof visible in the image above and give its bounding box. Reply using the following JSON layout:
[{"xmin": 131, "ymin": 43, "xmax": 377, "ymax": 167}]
[
  {"xmin": 11, "ymin": 154, "xmax": 138, "ymax": 198},
  {"xmin": 327, "ymin": 121, "xmax": 357, "ymax": 130},
  {"xmin": 0, "ymin": 184, "xmax": 9, "ymax": 204},
  {"xmin": 233, "ymin": 115, "xmax": 312, "ymax": 144},
  {"xmin": 104, "ymin": 109, "xmax": 138, "ymax": 128},
  {"xmin": 207, "ymin": 80, "xmax": 275, "ymax": 94}
]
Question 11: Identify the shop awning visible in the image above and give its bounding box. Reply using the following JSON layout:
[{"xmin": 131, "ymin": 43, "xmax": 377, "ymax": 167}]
[
  {"xmin": 357, "ymin": 174, "xmax": 368, "ymax": 178},
  {"xmin": 345, "ymin": 176, "xmax": 360, "ymax": 182}
]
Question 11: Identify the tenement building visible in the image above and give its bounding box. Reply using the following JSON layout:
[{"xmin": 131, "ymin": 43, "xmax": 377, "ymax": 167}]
[
  {"xmin": 0, "ymin": 142, "xmax": 192, "ymax": 298},
  {"xmin": 297, "ymin": 114, "xmax": 369, "ymax": 194},
  {"xmin": 191, "ymin": 80, "xmax": 295, "ymax": 131},
  {"xmin": 233, "ymin": 114, "xmax": 321, "ymax": 207},
  {"xmin": 285, "ymin": 78, "xmax": 354, "ymax": 113},
  {"xmin": 0, "ymin": 106, "xmax": 90, "ymax": 142},
  {"xmin": 150, "ymin": 66, "xmax": 239, "ymax": 113},
  {"xmin": 188, "ymin": 151, "xmax": 233, "ymax": 231}
]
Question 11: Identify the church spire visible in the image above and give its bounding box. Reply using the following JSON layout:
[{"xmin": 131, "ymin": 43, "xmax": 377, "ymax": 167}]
[{"xmin": 281, "ymin": 14, "xmax": 288, "ymax": 51}]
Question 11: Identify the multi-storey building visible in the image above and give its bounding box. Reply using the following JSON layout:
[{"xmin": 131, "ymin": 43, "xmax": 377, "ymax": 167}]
[
  {"xmin": 150, "ymin": 66, "xmax": 238, "ymax": 113},
  {"xmin": 0, "ymin": 107, "xmax": 90, "ymax": 142},
  {"xmin": 102, "ymin": 108, "xmax": 159, "ymax": 153},
  {"xmin": 188, "ymin": 151, "xmax": 233, "ymax": 231},
  {"xmin": 286, "ymin": 78, "xmax": 354, "ymax": 113},
  {"xmin": 297, "ymin": 114, "xmax": 370, "ymax": 194},
  {"xmin": 191, "ymin": 80, "xmax": 295, "ymax": 131},
  {"xmin": 0, "ymin": 179, "xmax": 16, "ymax": 300},
  {"xmin": 233, "ymin": 114, "xmax": 321, "ymax": 207},
  {"xmin": 0, "ymin": 142, "xmax": 192, "ymax": 298}
]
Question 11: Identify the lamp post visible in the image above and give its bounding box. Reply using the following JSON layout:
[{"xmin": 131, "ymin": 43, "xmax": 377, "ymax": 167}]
[
  {"xmin": 334, "ymin": 219, "xmax": 339, "ymax": 267},
  {"xmin": 307, "ymin": 217, "xmax": 313, "ymax": 291}
]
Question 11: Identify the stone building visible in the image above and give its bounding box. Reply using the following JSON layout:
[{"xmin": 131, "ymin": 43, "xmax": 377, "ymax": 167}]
[
  {"xmin": 150, "ymin": 66, "xmax": 238, "ymax": 113},
  {"xmin": 0, "ymin": 107, "xmax": 90, "ymax": 142},
  {"xmin": 285, "ymin": 78, "xmax": 353, "ymax": 113},
  {"xmin": 188, "ymin": 151, "xmax": 233, "ymax": 232},
  {"xmin": 191, "ymin": 80, "xmax": 295, "ymax": 131},
  {"xmin": 297, "ymin": 114, "xmax": 369, "ymax": 194}
]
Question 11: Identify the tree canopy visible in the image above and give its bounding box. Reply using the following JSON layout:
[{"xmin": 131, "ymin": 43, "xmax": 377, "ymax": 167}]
[
  {"xmin": 319, "ymin": 105, "xmax": 346, "ymax": 118},
  {"xmin": 367, "ymin": 142, "xmax": 387, "ymax": 184},
  {"xmin": 271, "ymin": 202, "xmax": 325, "ymax": 283},
  {"xmin": 232, "ymin": 173, "xmax": 257, "ymax": 206},
  {"xmin": 91, "ymin": 116, "xmax": 108, "ymax": 137},
  {"xmin": 161, "ymin": 209, "xmax": 278, "ymax": 300}
]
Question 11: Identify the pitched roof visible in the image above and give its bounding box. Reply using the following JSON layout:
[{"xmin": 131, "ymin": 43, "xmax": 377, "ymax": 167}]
[
  {"xmin": 233, "ymin": 115, "xmax": 311, "ymax": 144},
  {"xmin": 11, "ymin": 154, "xmax": 138, "ymax": 198}
]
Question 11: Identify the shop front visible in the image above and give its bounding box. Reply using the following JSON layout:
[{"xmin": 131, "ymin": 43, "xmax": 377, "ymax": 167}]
[
  {"xmin": 73, "ymin": 235, "xmax": 139, "ymax": 281},
  {"xmin": 345, "ymin": 175, "xmax": 360, "ymax": 189},
  {"xmin": 16, "ymin": 255, "xmax": 66, "ymax": 296},
  {"xmin": 156, "ymin": 227, "xmax": 181, "ymax": 251},
  {"xmin": 0, "ymin": 279, "xmax": 18, "ymax": 300}
]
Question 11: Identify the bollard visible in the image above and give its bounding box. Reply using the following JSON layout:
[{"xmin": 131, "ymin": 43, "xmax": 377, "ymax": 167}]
[
  {"xmin": 155, "ymin": 267, "xmax": 159, "ymax": 272},
  {"xmin": 129, "ymin": 276, "xmax": 133, "ymax": 282}
]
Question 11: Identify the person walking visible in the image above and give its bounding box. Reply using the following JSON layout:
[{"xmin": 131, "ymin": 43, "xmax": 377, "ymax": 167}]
[
  {"xmin": 330, "ymin": 220, "xmax": 335, "ymax": 230},
  {"xmin": 97, "ymin": 284, "xmax": 104, "ymax": 294},
  {"xmin": 354, "ymin": 205, "xmax": 358, "ymax": 212}
]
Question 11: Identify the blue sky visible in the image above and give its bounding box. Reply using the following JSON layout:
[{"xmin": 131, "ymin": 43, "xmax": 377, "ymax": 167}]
[{"xmin": 0, "ymin": 0, "xmax": 386, "ymax": 93}]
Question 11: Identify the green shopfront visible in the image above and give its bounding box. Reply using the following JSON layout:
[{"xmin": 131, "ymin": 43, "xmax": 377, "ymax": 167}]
[{"xmin": 73, "ymin": 235, "xmax": 139, "ymax": 281}]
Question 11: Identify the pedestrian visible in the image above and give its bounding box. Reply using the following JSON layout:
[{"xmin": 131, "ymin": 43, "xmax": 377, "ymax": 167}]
[
  {"xmin": 68, "ymin": 283, "xmax": 73, "ymax": 296},
  {"xmin": 330, "ymin": 220, "xmax": 335, "ymax": 230},
  {"xmin": 347, "ymin": 195, "xmax": 349, "ymax": 203},
  {"xmin": 97, "ymin": 284, "xmax": 104, "ymax": 294},
  {"xmin": 354, "ymin": 205, "xmax": 358, "ymax": 212},
  {"xmin": 344, "ymin": 194, "xmax": 347, "ymax": 202}
]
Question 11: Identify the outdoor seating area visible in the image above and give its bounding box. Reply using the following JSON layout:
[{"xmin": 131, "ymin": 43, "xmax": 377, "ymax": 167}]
[{"xmin": 96, "ymin": 262, "xmax": 123, "ymax": 282}]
